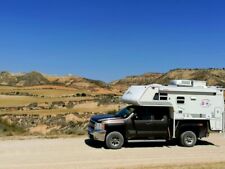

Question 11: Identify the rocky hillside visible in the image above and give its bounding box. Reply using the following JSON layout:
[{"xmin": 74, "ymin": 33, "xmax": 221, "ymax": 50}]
[
  {"xmin": 46, "ymin": 75, "xmax": 114, "ymax": 94},
  {"xmin": 111, "ymin": 73, "xmax": 163, "ymax": 92},
  {"xmin": 0, "ymin": 71, "xmax": 49, "ymax": 86},
  {"xmin": 1, "ymin": 68, "xmax": 225, "ymax": 93},
  {"xmin": 0, "ymin": 71, "xmax": 116, "ymax": 94},
  {"xmin": 154, "ymin": 69, "xmax": 225, "ymax": 86},
  {"xmin": 111, "ymin": 68, "xmax": 225, "ymax": 92}
]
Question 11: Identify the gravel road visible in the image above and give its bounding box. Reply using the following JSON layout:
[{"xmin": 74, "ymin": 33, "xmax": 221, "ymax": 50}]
[{"xmin": 0, "ymin": 134, "xmax": 225, "ymax": 169}]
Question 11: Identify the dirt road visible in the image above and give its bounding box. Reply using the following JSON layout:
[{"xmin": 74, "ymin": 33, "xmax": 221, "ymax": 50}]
[{"xmin": 0, "ymin": 134, "xmax": 225, "ymax": 169}]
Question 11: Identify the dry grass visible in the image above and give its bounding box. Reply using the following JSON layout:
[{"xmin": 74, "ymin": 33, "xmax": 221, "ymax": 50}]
[
  {"xmin": 0, "ymin": 102, "xmax": 119, "ymax": 115},
  {"xmin": 131, "ymin": 162, "xmax": 225, "ymax": 169},
  {"xmin": 0, "ymin": 95, "xmax": 93, "ymax": 107},
  {"xmin": 0, "ymin": 85, "xmax": 120, "ymax": 115},
  {"xmin": 0, "ymin": 85, "xmax": 90, "ymax": 97}
]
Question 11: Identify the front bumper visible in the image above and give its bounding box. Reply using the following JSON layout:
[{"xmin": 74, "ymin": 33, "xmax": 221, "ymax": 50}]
[{"xmin": 88, "ymin": 127, "xmax": 106, "ymax": 142}]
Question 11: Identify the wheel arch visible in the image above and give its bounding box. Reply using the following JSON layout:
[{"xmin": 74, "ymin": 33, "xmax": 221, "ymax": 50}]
[
  {"xmin": 175, "ymin": 120, "xmax": 209, "ymax": 138},
  {"xmin": 105, "ymin": 123, "xmax": 126, "ymax": 139}
]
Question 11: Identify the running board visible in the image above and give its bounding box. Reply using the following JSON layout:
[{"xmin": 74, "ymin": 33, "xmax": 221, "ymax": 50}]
[{"xmin": 128, "ymin": 139, "xmax": 166, "ymax": 143}]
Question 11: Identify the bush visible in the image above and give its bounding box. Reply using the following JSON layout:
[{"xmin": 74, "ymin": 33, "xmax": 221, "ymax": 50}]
[
  {"xmin": 66, "ymin": 101, "xmax": 74, "ymax": 109},
  {"xmin": 0, "ymin": 118, "xmax": 26, "ymax": 136},
  {"xmin": 96, "ymin": 94, "xmax": 120, "ymax": 106},
  {"xmin": 81, "ymin": 93, "xmax": 86, "ymax": 97},
  {"xmin": 76, "ymin": 93, "xmax": 81, "ymax": 97},
  {"xmin": 76, "ymin": 93, "xmax": 87, "ymax": 97}
]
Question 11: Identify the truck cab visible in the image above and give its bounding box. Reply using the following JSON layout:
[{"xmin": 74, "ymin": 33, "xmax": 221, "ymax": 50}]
[{"xmin": 88, "ymin": 80, "xmax": 224, "ymax": 149}]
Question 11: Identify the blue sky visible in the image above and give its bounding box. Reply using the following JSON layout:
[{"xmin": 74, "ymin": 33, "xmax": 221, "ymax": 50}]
[{"xmin": 0, "ymin": 0, "xmax": 224, "ymax": 82}]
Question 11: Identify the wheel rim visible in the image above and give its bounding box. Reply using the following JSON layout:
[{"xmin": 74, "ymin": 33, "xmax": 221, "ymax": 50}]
[
  {"xmin": 185, "ymin": 135, "xmax": 194, "ymax": 145},
  {"xmin": 111, "ymin": 136, "xmax": 120, "ymax": 147}
]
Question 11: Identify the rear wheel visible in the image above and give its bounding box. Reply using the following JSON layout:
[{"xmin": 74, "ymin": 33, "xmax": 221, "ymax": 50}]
[
  {"xmin": 180, "ymin": 131, "xmax": 197, "ymax": 147},
  {"xmin": 106, "ymin": 131, "xmax": 124, "ymax": 149}
]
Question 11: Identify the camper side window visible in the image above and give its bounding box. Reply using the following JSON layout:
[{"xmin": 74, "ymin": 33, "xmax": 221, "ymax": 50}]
[
  {"xmin": 153, "ymin": 93, "xmax": 168, "ymax": 101},
  {"xmin": 159, "ymin": 93, "xmax": 168, "ymax": 100},
  {"xmin": 177, "ymin": 96, "xmax": 185, "ymax": 104}
]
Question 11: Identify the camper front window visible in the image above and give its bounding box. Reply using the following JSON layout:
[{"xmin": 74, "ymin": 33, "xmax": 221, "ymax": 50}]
[{"xmin": 153, "ymin": 93, "xmax": 159, "ymax": 100}]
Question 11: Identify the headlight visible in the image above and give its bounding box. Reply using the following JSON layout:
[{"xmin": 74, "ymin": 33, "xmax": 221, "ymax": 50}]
[{"xmin": 94, "ymin": 123, "xmax": 105, "ymax": 130}]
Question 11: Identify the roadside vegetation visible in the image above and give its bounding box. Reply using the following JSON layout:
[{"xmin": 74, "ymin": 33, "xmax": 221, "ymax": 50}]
[
  {"xmin": 133, "ymin": 162, "xmax": 225, "ymax": 169},
  {"xmin": 0, "ymin": 85, "xmax": 120, "ymax": 137},
  {"xmin": 0, "ymin": 117, "xmax": 25, "ymax": 136}
]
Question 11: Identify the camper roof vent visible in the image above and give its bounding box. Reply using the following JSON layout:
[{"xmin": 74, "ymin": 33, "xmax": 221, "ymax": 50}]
[
  {"xmin": 192, "ymin": 80, "xmax": 206, "ymax": 87},
  {"xmin": 170, "ymin": 80, "xmax": 192, "ymax": 87},
  {"xmin": 169, "ymin": 80, "xmax": 206, "ymax": 87}
]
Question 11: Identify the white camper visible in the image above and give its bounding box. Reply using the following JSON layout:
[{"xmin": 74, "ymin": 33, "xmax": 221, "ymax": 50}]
[{"xmin": 122, "ymin": 80, "xmax": 224, "ymax": 139}]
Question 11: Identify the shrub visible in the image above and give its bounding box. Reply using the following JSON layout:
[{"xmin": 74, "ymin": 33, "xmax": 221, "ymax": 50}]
[
  {"xmin": 66, "ymin": 101, "xmax": 74, "ymax": 109},
  {"xmin": 81, "ymin": 93, "xmax": 86, "ymax": 97},
  {"xmin": 76, "ymin": 93, "xmax": 81, "ymax": 97},
  {"xmin": 0, "ymin": 118, "xmax": 26, "ymax": 136}
]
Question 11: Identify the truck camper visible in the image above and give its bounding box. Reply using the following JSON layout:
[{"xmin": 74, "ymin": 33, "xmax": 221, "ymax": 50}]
[{"xmin": 88, "ymin": 80, "xmax": 224, "ymax": 149}]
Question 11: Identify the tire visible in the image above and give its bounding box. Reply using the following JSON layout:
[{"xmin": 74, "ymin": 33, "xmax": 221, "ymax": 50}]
[
  {"xmin": 105, "ymin": 131, "xmax": 124, "ymax": 149},
  {"xmin": 180, "ymin": 131, "xmax": 197, "ymax": 147}
]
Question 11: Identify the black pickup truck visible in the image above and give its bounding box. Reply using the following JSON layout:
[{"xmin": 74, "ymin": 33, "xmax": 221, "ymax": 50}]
[{"xmin": 88, "ymin": 105, "xmax": 208, "ymax": 149}]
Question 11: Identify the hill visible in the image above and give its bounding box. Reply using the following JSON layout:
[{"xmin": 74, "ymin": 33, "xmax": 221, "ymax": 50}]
[
  {"xmin": 111, "ymin": 68, "xmax": 225, "ymax": 92},
  {"xmin": 154, "ymin": 69, "xmax": 225, "ymax": 86},
  {"xmin": 111, "ymin": 73, "xmax": 163, "ymax": 92},
  {"xmin": 1, "ymin": 68, "xmax": 225, "ymax": 94},
  {"xmin": 0, "ymin": 71, "xmax": 116, "ymax": 95},
  {"xmin": 0, "ymin": 71, "xmax": 49, "ymax": 86},
  {"xmin": 46, "ymin": 75, "xmax": 114, "ymax": 94}
]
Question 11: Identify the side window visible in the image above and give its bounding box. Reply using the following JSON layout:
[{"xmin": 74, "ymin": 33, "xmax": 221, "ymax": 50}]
[
  {"xmin": 159, "ymin": 93, "xmax": 168, "ymax": 100},
  {"xmin": 153, "ymin": 93, "xmax": 159, "ymax": 100},
  {"xmin": 177, "ymin": 96, "xmax": 185, "ymax": 104},
  {"xmin": 153, "ymin": 113, "xmax": 168, "ymax": 121},
  {"xmin": 134, "ymin": 107, "xmax": 151, "ymax": 120},
  {"xmin": 134, "ymin": 107, "xmax": 168, "ymax": 122},
  {"xmin": 153, "ymin": 93, "xmax": 168, "ymax": 100}
]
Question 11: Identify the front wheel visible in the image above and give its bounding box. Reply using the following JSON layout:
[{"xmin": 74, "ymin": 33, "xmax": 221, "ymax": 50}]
[
  {"xmin": 180, "ymin": 131, "xmax": 197, "ymax": 147},
  {"xmin": 105, "ymin": 131, "xmax": 124, "ymax": 149}
]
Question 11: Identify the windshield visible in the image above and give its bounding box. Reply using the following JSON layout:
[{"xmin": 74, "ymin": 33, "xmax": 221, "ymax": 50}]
[{"xmin": 115, "ymin": 107, "xmax": 134, "ymax": 118}]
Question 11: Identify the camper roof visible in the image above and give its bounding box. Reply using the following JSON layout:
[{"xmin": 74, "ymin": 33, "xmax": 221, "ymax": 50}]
[{"xmin": 121, "ymin": 80, "xmax": 220, "ymax": 105}]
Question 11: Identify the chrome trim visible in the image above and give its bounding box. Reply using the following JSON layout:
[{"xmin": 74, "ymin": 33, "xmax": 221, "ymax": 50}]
[
  {"xmin": 99, "ymin": 117, "xmax": 119, "ymax": 122},
  {"xmin": 88, "ymin": 127, "xmax": 106, "ymax": 142}
]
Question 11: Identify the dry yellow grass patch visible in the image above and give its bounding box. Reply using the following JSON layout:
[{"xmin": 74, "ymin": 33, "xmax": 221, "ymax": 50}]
[
  {"xmin": 130, "ymin": 162, "xmax": 225, "ymax": 169},
  {"xmin": 0, "ymin": 95, "xmax": 93, "ymax": 107},
  {"xmin": 0, "ymin": 85, "xmax": 92, "ymax": 97},
  {"xmin": 0, "ymin": 102, "xmax": 120, "ymax": 115}
]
